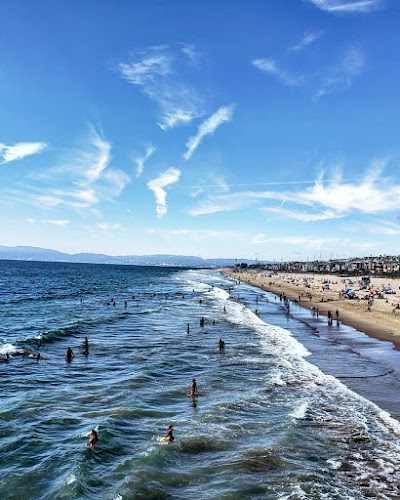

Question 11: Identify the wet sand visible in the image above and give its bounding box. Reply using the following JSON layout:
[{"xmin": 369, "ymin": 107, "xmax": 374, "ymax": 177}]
[
  {"xmin": 223, "ymin": 269, "xmax": 400, "ymax": 349},
  {"xmin": 222, "ymin": 268, "xmax": 400, "ymax": 419}
]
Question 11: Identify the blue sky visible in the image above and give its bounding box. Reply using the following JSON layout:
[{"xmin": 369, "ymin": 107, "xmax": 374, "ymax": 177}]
[{"xmin": 1, "ymin": 0, "xmax": 399, "ymax": 260}]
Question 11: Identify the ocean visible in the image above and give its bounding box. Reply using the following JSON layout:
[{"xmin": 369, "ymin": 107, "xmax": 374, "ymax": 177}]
[{"xmin": 1, "ymin": 260, "xmax": 400, "ymax": 499}]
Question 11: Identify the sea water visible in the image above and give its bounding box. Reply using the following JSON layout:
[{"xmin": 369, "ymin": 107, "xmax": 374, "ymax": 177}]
[{"xmin": 1, "ymin": 260, "xmax": 400, "ymax": 499}]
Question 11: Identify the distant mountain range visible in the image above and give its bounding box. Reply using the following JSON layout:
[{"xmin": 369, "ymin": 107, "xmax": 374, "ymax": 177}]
[{"xmin": 0, "ymin": 245, "xmax": 255, "ymax": 268}]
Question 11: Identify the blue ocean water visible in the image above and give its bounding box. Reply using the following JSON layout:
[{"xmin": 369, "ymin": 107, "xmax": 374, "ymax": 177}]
[{"xmin": 1, "ymin": 260, "xmax": 400, "ymax": 499}]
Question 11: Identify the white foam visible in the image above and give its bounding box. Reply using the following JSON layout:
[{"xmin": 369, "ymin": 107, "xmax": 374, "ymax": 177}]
[
  {"xmin": 290, "ymin": 401, "xmax": 309, "ymax": 419},
  {"xmin": 0, "ymin": 343, "xmax": 17, "ymax": 355},
  {"xmin": 224, "ymin": 299, "xmax": 311, "ymax": 360},
  {"xmin": 326, "ymin": 458, "xmax": 342, "ymax": 470},
  {"xmin": 65, "ymin": 474, "xmax": 76, "ymax": 485}
]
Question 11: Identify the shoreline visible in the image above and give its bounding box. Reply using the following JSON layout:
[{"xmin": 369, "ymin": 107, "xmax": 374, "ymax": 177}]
[{"xmin": 222, "ymin": 269, "xmax": 400, "ymax": 351}]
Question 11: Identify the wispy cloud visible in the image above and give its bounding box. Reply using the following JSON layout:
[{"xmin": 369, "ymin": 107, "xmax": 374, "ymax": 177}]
[
  {"xmin": 252, "ymin": 59, "xmax": 303, "ymax": 86},
  {"xmin": 97, "ymin": 223, "xmax": 122, "ymax": 231},
  {"xmin": 118, "ymin": 44, "xmax": 205, "ymax": 130},
  {"xmin": 84, "ymin": 130, "xmax": 111, "ymax": 183},
  {"xmin": 135, "ymin": 144, "xmax": 155, "ymax": 177},
  {"xmin": 289, "ymin": 30, "xmax": 324, "ymax": 52},
  {"xmin": 170, "ymin": 229, "xmax": 240, "ymax": 239},
  {"xmin": 19, "ymin": 127, "xmax": 130, "ymax": 211},
  {"xmin": 0, "ymin": 141, "xmax": 47, "ymax": 164},
  {"xmin": 183, "ymin": 105, "xmax": 234, "ymax": 161},
  {"xmin": 262, "ymin": 207, "xmax": 344, "ymax": 222},
  {"xmin": 189, "ymin": 159, "xmax": 400, "ymax": 220},
  {"xmin": 307, "ymin": 0, "xmax": 379, "ymax": 13},
  {"xmin": 314, "ymin": 46, "xmax": 365, "ymax": 100},
  {"xmin": 147, "ymin": 167, "xmax": 181, "ymax": 217},
  {"xmin": 190, "ymin": 175, "xmax": 230, "ymax": 198},
  {"xmin": 251, "ymin": 233, "xmax": 336, "ymax": 247},
  {"xmin": 41, "ymin": 219, "xmax": 70, "ymax": 226}
]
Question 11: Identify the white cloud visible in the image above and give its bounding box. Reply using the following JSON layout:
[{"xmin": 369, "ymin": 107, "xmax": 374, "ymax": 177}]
[
  {"xmin": 97, "ymin": 223, "xmax": 122, "ymax": 231},
  {"xmin": 27, "ymin": 127, "xmax": 130, "ymax": 211},
  {"xmin": 262, "ymin": 207, "xmax": 344, "ymax": 221},
  {"xmin": 26, "ymin": 218, "xmax": 35, "ymax": 224},
  {"xmin": 147, "ymin": 167, "xmax": 181, "ymax": 217},
  {"xmin": 170, "ymin": 229, "xmax": 240, "ymax": 239},
  {"xmin": 188, "ymin": 191, "xmax": 274, "ymax": 216},
  {"xmin": 0, "ymin": 141, "xmax": 47, "ymax": 164},
  {"xmin": 251, "ymin": 233, "xmax": 336, "ymax": 247},
  {"xmin": 189, "ymin": 160, "xmax": 400, "ymax": 220},
  {"xmin": 84, "ymin": 129, "xmax": 111, "ymax": 183},
  {"xmin": 135, "ymin": 144, "xmax": 155, "ymax": 177},
  {"xmin": 307, "ymin": 0, "xmax": 379, "ymax": 13},
  {"xmin": 252, "ymin": 59, "xmax": 302, "ymax": 86},
  {"xmin": 118, "ymin": 44, "xmax": 205, "ymax": 129},
  {"xmin": 184, "ymin": 105, "xmax": 234, "ymax": 161},
  {"xmin": 41, "ymin": 219, "xmax": 70, "ymax": 226},
  {"xmin": 190, "ymin": 176, "xmax": 230, "ymax": 198},
  {"xmin": 314, "ymin": 46, "xmax": 365, "ymax": 100},
  {"xmin": 289, "ymin": 30, "xmax": 324, "ymax": 52}
]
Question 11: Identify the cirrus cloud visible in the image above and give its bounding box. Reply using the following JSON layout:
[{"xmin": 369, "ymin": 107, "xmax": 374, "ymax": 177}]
[
  {"xmin": 184, "ymin": 105, "xmax": 234, "ymax": 161},
  {"xmin": 0, "ymin": 141, "xmax": 47, "ymax": 164},
  {"xmin": 306, "ymin": 0, "xmax": 380, "ymax": 13},
  {"xmin": 147, "ymin": 167, "xmax": 181, "ymax": 217}
]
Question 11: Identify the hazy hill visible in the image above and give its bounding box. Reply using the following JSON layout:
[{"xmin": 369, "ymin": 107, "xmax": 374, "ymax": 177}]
[{"xmin": 0, "ymin": 245, "xmax": 252, "ymax": 268}]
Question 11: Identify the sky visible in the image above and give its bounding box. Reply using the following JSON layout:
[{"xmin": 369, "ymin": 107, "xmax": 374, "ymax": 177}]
[{"xmin": 1, "ymin": 0, "xmax": 400, "ymax": 261}]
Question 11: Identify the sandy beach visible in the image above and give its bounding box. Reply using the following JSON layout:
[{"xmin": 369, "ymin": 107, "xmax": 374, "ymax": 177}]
[{"xmin": 223, "ymin": 269, "xmax": 400, "ymax": 350}]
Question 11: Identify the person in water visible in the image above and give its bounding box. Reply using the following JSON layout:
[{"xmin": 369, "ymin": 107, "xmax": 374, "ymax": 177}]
[
  {"xmin": 83, "ymin": 337, "xmax": 89, "ymax": 355},
  {"xmin": 65, "ymin": 346, "xmax": 74, "ymax": 362},
  {"xmin": 88, "ymin": 429, "xmax": 98, "ymax": 448},
  {"xmin": 165, "ymin": 425, "xmax": 174, "ymax": 442},
  {"xmin": 219, "ymin": 339, "xmax": 225, "ymax": 350},
  {"xmin": 190, "ymin": 378, "xmax": 197, "ymax": 397},
  {"xmin": 199, "ymin": 317, "xmax": 205, "ymax": 327}
]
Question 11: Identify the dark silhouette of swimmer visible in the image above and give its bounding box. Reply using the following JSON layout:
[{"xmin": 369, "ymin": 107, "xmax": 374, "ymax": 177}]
[
  {"xmin": 200, "ymin": 317, "xmax": 205, "ymax": 327},
  {"xmin": 65, "ymin": 347, "xmax": 74, "ymax": 362},
  {"xmin": 187, "ymin": 323, "xmax": 190, "ymax": 334},
  {"xmin": 219, "ymin": 339, "xmax": 225, "ymax": 350},
  {"xmin": 88, "ymin": 429, "xmax": 98, "ymax": 448},
  {"xmin": 165, "ymin": 425, "xmax": 174, "ymax": 442},
  {"xmin": 83, "ymin": 337, "xmax": 89, "ymax": 355},
  {"xmin": 190, "ymin": 378, "xmax": 197, "ymax": 397}
]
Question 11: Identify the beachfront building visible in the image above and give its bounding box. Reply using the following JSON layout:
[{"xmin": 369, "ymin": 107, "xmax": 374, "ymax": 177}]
[{"xmin": 256, "ymin": 255, "xmax": 400, "ymax": 277}]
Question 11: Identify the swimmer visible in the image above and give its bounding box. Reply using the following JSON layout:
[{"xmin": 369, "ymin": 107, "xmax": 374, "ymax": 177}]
[
  {"xmin": 65, "ymin": 346, "xmax": 74, "ymax": 363},
  {"xmin": 199, "ymin": 317, "xmax": 205, "ymax": 327},
  {"xmin": 165, "ymin": 425, "xmax": 174, "ymax": 442},
  {"xmin": 29, "ymin": 353, "xmax": 41, "ymax": 360},
  {"xmin": 187, "ymin": 323, "xmax": 190, "ymax": 334},
  {"xmin": 88, "ymin": 429, "xmax": 98, "ymax": 448},
  {"xmin": 16, "ymin": 347, "xmax": 31, "ymax": 356},
  {"xmin": 219, "ymin": 339, "xmax": 225, "ymax": 350},
  {"xmin": 83, "ymin": 337, "xmax": 89, "ymax": 355},
  {"xmin": 190, "ymin": 378, "xmax": 197, "ymax": 397}
]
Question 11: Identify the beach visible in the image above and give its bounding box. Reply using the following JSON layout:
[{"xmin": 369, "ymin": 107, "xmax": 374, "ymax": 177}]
[{"xmin": 223, "ymin": 269, "xmax": 400, "ymax": 350}]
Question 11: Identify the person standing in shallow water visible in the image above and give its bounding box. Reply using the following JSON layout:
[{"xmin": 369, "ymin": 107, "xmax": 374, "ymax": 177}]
[
  {"xmin": 83, "ymin": 337, "xmax": 89, "ymax": 355},
  {"xmin": 190, "ymin": 378, "xmax": 197, "ymax": 396},
  {"xmin": 88, "ymin": 429, "xmax": 98, "ymax": 448},
  {"xmin": 65, "ymin": 346, "xmax": 74, "ymax": 362},
  {"xmin": 165, "ymin": 425, "xmax": 174, "ymax": 442}
]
